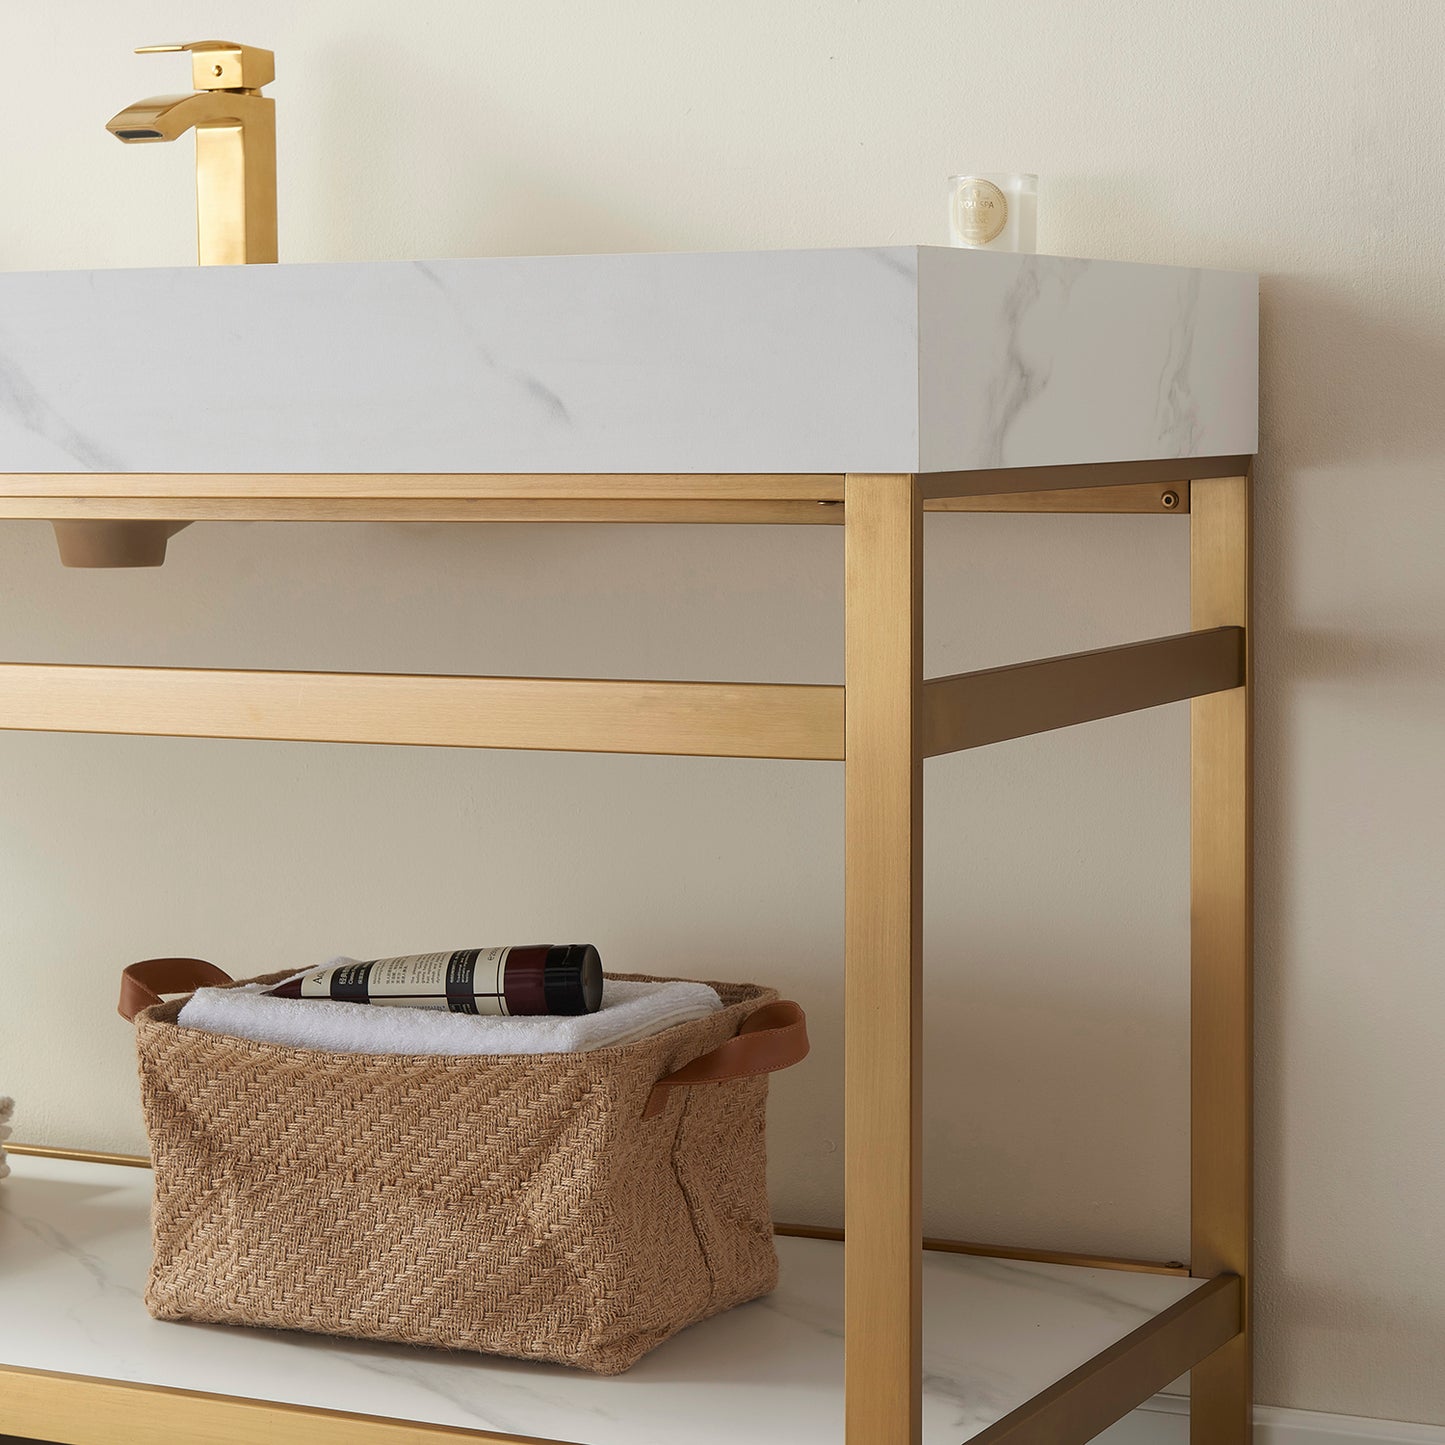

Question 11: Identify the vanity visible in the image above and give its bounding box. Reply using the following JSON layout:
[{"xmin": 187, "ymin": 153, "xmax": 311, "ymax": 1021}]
[{"xmin": 0, "ymin": 242, "xmax": 1258, "ymax": 1445}]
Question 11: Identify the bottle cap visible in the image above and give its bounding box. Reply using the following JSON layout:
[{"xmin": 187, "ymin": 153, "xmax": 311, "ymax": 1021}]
[{"xmin": 544, "ymin": 944, "xmax": 604, "ymax": 1015}]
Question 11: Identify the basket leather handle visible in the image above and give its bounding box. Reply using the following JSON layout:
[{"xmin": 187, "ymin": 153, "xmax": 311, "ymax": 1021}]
[
  {"xmin": 119, "ymin": 957, "xmax": 234, "ymax": 1022},
  {"xmin": 643, "ymin": 1000, "xmax": 808, "ymax": 1120}
]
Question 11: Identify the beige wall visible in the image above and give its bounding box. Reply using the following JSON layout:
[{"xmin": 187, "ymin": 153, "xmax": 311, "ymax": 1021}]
[{"xmin": 3, "ymin": 0, "xmax": 1443, "ymax": 1424}]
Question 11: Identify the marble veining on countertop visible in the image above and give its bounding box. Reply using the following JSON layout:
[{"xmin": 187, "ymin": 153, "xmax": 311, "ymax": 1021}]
[{"xmin": 0, "ymin": 246, "xmax": 1256, "ymax": 478}]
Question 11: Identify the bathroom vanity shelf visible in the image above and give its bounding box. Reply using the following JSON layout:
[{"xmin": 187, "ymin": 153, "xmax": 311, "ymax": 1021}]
[
  {"xmin": 1, "ymin": 1147, "xmax": 1226, "ymax": 1445},
  {"xmin": 0, "ymin": 245, "xmax": 1256, "ymax": 1445}
]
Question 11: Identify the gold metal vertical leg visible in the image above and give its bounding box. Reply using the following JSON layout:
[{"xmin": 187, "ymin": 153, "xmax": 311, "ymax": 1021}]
[
  {"xmin": 1189, "ymin": 473, "xmax": 1253, "ymax": 1445},
  {"xmin": 844, "ymin": 473, "xmax": 924, "ymax": 1445}
]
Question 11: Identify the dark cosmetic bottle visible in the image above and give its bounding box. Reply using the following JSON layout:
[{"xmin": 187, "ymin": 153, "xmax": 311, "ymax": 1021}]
[{"xmin": 265, "ymin": 945, "xmax": 603, "ymax": 1015}]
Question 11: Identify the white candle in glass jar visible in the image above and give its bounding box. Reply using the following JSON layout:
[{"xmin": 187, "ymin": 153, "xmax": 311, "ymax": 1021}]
[{"xmin": 948, "ymin": 173, "xmax": 1037, "ymax": 252}]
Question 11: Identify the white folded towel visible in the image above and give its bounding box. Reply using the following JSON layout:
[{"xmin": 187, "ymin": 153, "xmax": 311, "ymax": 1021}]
[
  {"xmin": 177, "ymin": 967, "xmax": 722, "ymax": 1056},
  {"xmin": 0, "ymin": 1096, "xmax": 12, "ymax": 1180}
]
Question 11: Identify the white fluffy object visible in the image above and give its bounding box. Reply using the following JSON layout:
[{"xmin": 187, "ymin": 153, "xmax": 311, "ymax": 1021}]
[{"xmin": 176, "ymin": 969, "xmax": 722, "ymax": 1056}]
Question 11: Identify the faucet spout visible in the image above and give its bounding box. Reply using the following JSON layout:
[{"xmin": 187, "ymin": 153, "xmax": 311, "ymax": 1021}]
[
  {"xmin": 107, "ymin": 88, "xmax": 276, "ymax": 265},
  {"xmin": 107, "ymin": 42, "xmax": 277, "ymax": 266},
  {"xmin": 108, "ymin": 88, "xmax": 267, "ymax": 145}
]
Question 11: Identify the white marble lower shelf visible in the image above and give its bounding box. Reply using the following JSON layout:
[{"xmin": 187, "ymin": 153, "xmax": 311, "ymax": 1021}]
[{"xmin": 0, "ymin": 1153, "xmax": 1201, "ymax": 1443}]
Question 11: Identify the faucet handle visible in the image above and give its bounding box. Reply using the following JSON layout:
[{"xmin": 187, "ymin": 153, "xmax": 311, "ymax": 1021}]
[{"xmin": 134, "ymin": 40, "xmax": 274, "ymax": 93}]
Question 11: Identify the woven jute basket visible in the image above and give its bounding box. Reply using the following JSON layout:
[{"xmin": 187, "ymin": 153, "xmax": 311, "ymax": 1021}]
[{"xmin": 119, "ymin": 958, "xmax": 808, "ymax": 1374}]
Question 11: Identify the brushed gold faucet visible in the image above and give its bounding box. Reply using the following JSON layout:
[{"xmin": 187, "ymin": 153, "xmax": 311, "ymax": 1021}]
[
  {"xmin": 54, "ymin": 42, "xmax": 278, "ymax": 568},
  {"xmin": 107, "ymin": 40, "xmax": 277, "ymax": 265}
]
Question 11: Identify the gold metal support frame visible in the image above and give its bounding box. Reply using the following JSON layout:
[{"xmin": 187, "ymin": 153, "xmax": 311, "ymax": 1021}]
[
  {"xmin": 844, "ymin": 474, "xmax": 925, "ymax": 1443},
  {"xmin": 0, "ymin": 461, "xmax": 1253, "ymax": 1445},
  {"xmin": 0, "ymin": 664, "xmax": 844, "ymax": 761},
  {"xmin": 1189, "ymin": 476, "xmax": 1254, "ymax": 1445}
]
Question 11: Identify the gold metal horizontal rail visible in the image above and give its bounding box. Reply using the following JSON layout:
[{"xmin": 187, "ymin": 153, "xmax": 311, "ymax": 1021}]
[
  {"xmin": 923, "ymin": 627, "xmax": 1245, "ymax": 757},
  {"xmin": 969, "ymin": 1274, "xmax": 1241, "ymax": 1445},
  {"xmin": 0, "ymin": 1363, "xmax": 553, "ymax": 1445},
  {"xmin": 0, "ymin": 664, "xmax": 844, "ymax": 761},
  {"xmin": 0, "ymin": 467, "xmax": 1236, "ymax": 506},
  {"xmin": 15, "ymin": 497, "xmax": 841, "ymax": 525},
  {"xmin": 774, "ymin": 1221, "xmax": 1188, "ymax": 1277},
  {"xmin": 0, "ymin": 471, "xmax": 844, "ymax": 502},
  {"xmin": 5, "ymin": 1143, "xmax": 153, "ymax": 1169},
  {"xmin": 0, "ymin": 481, "xmax": 1185, "ymax": 524},
  {"xmin": 921, "ymin": 457, "xmax": 1249, "ymax": 501},
  {"xmin": 926, "ymin": 481, "xmax": 1187, "ymax": 515}
]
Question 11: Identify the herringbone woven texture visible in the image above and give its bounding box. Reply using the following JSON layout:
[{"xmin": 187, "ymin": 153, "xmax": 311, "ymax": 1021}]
[{"xmin": 134, "ymin": 972, "xmax": 780, "ymax": 1373}]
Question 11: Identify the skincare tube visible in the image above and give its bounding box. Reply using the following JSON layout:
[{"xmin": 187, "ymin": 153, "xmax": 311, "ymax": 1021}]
[{"xmin": 265, "ymin": 946, "xmax": 603, "ymax": 1015}]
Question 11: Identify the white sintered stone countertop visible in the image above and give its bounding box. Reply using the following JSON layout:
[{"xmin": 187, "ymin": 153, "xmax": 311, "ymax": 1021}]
[
  {"xmin": 0, "ymin": 247, "xmax": 1256, "ymax": 477},
  {"xmin": 0, "ymin": 1152, "xmax": 1203, "ymax": 1444}
]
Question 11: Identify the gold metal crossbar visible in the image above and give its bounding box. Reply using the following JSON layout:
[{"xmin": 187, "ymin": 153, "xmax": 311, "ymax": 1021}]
[
  {"xmin": 921, "ymin": 456, "xmax": 1250, "ymax": 501},
  {"xmin": 0, "ymin": 463, "xmax": 1227, "ymax": 505},
  {"xmin": 0, "ymin": 481, "xmax": 1185, "ymax": 524},
  {"xmin": 922, "ymin": 627, "xmax": 1246, "ymax": 757},
  {"xmin": 0, "ymin": 631, "xmax": 1242, "ymax": 762},
  {"xmin": 971, "ymin": 1275, "xmax": 1242, "ymax": 1445},
  {"xmin": 0, "ymin": 472, "xmax": 846, "ymax": 501},
  {"xmin": 0, "ymin": 1363, "xmax": 555, "ymax": 1445},
  {"xmin": 0, "ymin": 664, "xmax": 845, "ymax": 760}
]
